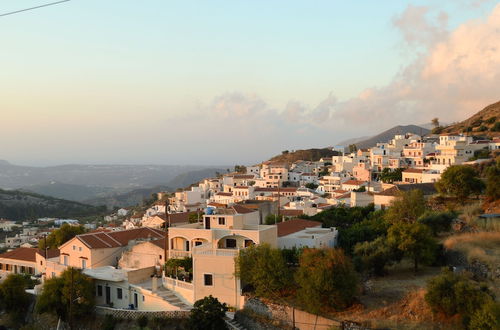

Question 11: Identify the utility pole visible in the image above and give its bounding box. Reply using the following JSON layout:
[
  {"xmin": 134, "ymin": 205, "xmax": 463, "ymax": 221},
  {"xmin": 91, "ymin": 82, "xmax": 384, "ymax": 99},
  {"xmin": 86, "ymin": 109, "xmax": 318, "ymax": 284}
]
[
  {"xmin": 69, "ymin": 268, "xmax": 73, "ymax": 330},
  {"xmin": 276, "ymin": 179, "xmax": 281, "ymax": 224},
  {"xmin": 164, "ymin": 199, "xmax": 169, "ymax": 273}
]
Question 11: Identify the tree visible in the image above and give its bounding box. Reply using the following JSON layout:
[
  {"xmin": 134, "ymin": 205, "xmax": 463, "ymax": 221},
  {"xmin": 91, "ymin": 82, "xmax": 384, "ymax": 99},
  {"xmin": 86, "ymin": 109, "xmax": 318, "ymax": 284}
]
[
  {"xmin": 38, "ymin": 223, "xmax": 86, "ymax": 249},
  {"xmin": 425, "ymin": 269, "xmax": 495, "ymax": 326},
  {"xmin": 436, "ymin": 165, "xmax": 484, "ymax": 201},
  {"xmin": 379, "ymin": 168, "xmax": 403, "ymax": 183},
  {"xmin": 305, "ymin": 182, "xmax": 318, "ymax": 190},
  {"xmin": 485, "ymin": 161, "xmax": 500, "ymax": 201},
  {"xmin": 36, "ymin": 268, "xmax": 95, "ymax": 324},
  {"xmin": 234, "ymin": 165, "xmax": 246, "ymax": 173},
  {"xmin": 188, "ymin": 295, "xmax": 228, "ymax": 330},
  {"xmin": 0, "ymin": 274, "xmax": 32, "ymax": 320},
  {"xmin": 387, "ymin": 222, "xmax": 436, "ymax": 273},
  {"xmin": 264, "ymin": 213, "xmax": 281, "ymax": 225},
  {"xmin": 236, "ymin": 244, "xmax": 292, "ymax": 298},
  {"xmin": 295, "ymin": 248, "xmax": 358, "ymax": 313},
  {"xmin": 348, "ymin": 144, "xmax": 358, "ymax": 153},
  {"xmin": 338, "ymin": 210, "xmax": 389, "ymax": 255},
  {"xmin": 385, "ymin": 189, "xmax": 427, "ymax": 224},
  {"xmin": 469, "ymin": 300, "xmax": 500, "ymax": 330},
  {"xmin": 354, "ymin": 237, "xmax": 401, "ymax": 276},
  {"xmin": 431, "ymin": 117, "xmax": 440, "ymax": 128},
  {"xmin": 417, "ymin": 211, "xmax": 455, "ymax": 235}
]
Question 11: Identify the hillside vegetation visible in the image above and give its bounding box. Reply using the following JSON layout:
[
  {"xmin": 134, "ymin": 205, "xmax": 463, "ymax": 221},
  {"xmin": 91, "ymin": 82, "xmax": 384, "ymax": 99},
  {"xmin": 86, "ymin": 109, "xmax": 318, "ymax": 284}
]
[
  {"xmin": 440, "ymin": 100, "xmax": 500, "ymax": 136},
  {"xmin": 268, "ymin": 148, "xmax": 339, "ymax": 164},
  {"xmin": 0, "ymin": 188, "xmax": 105, "ymax": 221}
]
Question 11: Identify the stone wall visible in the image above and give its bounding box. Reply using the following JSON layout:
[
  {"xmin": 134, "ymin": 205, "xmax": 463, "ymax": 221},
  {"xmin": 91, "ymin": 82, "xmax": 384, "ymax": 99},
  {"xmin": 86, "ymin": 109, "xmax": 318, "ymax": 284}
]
[{"xmin": 95, "ymin": 306, "xmax": 189, "ymax": 320}]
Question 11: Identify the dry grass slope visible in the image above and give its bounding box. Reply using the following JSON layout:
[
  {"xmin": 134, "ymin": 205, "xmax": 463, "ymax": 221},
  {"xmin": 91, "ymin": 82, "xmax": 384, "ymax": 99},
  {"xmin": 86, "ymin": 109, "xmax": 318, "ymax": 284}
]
[{"xmin": 442, "ymin": 100, "xmax": 500, "ymax": 136}]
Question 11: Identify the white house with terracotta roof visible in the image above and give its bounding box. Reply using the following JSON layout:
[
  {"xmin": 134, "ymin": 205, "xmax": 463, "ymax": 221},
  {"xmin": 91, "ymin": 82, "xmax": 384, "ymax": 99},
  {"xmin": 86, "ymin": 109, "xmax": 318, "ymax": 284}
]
[
  {"xmin": 277, "ymin": 219, "xmax": 338, "ymax": 249},
  {"xmin": 341, "ymin": 179, "xmax": 367, "ymax": 191},
  {"xmin": 0, "ymin": 247, "xmax": 39, "ymax": 281}
]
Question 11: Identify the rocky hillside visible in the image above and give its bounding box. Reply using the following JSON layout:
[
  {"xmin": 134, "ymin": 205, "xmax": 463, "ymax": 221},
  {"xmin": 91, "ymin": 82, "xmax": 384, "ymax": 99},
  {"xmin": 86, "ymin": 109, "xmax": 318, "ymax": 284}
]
[
  {"xmin": 440, "ymin": 100, "xmax": 500, "ymax": 136},
  {"xmin": 340, "ymin": 125, "xmax": 430, "ymax": 150},
  {"xmin": 268, "ymin": 148, "xmax": 340, "ymax": 164},
  {"xmin": 0, "ymin": 189, "xmax": 106, "ymax": 221}
]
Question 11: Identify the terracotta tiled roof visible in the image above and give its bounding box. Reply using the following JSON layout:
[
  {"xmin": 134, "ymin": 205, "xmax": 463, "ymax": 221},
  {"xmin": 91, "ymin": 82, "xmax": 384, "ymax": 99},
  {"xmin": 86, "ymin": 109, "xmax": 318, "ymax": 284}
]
[
  {"xmin": 332, "ymin": 189, "xmax": 348, "ymax": 194},
  {"xmin": 403, "ymin": 168, "xmax": 425, "ymax": 173},
  {"xmin": 255, "ymin": 187, "xmax": 297, "ymax": 192},
  {"xmin": 280, "ymin": 209, "xmax": 304, "ymax": 217},
  {"xmin": 216, "ymin": 192, "xmax": 233, "ymax": 196},
  {"xmin": 36, "ymin": 249, "xmax": 60, "ymax": 259},
  {"xmin": 232, "ymin": 205, "xmax": 255, "ymax": 214},
  {"xmin": 72, "ymin": 227, "xmax": 164, "ymax": 250},
  {"xmin": 207, "ymin": 202, "xmax": 226, "ymax": 208},
  {"xmin": 150, "ymin": 237, "xmax": 167, "ymax": 249},
  {"xmin": 233, "ymin": 175, "xmax": 256, "ymax": 179},
  {"xmin": 277, "ymin": 219, "xmax": 322, "ymax": 237},
  {"xmin": 168, "ymin": 212, "xmax": 198, "ymax": 224},
  {"xmin": 0, "ymin": 247, "xmax": 38, "ymax": 262},
  {"xmin": 342, "ymin": 180, "xmax": 366, "ymax": 186}
]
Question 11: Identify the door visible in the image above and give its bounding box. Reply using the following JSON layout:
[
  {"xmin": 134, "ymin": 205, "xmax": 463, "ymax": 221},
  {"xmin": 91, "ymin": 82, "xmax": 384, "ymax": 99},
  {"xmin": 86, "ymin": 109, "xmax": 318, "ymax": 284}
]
[
  {"xmin": 105, "ymin": 286, "xmax": 111, "ymax": 305},
  {"xmin": 134, "ymin": 293, "xmax": 138, "ymax": 309},
  {"xmin": 205, "ymin": 217, "xmax": 211, "ymax": 229}
]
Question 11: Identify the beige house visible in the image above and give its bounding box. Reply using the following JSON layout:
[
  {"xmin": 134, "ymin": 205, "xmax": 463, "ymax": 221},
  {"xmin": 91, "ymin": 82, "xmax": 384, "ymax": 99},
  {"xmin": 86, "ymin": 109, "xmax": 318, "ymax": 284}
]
[
  {"xmin": 46, "ymin": 227, "xmax": 165, "ymax": 279},
  {"xmin": 165, "ymin": 205, "xmax": 277, "ymax": 308},
  {"xmin": 0, "ymin": 248, "xmax": 38, "ymax": 281}
]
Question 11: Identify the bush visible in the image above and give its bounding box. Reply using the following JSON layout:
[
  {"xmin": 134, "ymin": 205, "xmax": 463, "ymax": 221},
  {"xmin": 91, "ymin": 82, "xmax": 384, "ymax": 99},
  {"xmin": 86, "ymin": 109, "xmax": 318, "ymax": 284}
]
[
  {"xmin": 353, "ymin": 237, "xmax": 401, "ymax": 275},
  {"xmin": 417, "ymin": 211, "xmax": 455, "ymax": 235},
  {"xmin": 436, "ymin": 165, "xmax": 484, "ymax": 201},
  {"xmin": 137, "ymin": 315, "xmax": 148, "ymax": 329},
  {"xmin": 425, "ymin": 269, "xmax": 495, "ymax": 326},
  {"xmin": 491, "ymin": 121, "xmax": 500, "ymax": 132},
  {"xmin": 188, "ymin": 296, "xmax": 228, "ymax": 330},
  {"xmin": 295, "ymin": 248, "xmax": 358, "ymax": 313},
  {"xmin": 468, "ymin": 300, "xmax": 500, "ymax": 330}
]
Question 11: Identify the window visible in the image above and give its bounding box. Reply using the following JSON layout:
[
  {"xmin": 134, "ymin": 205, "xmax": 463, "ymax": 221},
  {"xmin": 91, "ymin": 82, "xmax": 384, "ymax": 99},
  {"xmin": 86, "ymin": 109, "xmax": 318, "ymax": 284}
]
[
  {"xmin": 142, "ymin": 295, "xmax": 145, "ymax": 302},
  {"xmin": 226, "ymin": 239, "xmax": 237, "ymax": 248},
  {"xmin": 0, "ymin": 263, "xmax": 2, "ymax": 270},
  {"xmin": 117, "ymin": 288, "xmax": 123, "ymax": 299},
  {"xmin": 79, "ymin": 247, "xmax": 82, "ymax": 252},
  {"xmin": 63, "ymin": 255, "xmax": 68, "ymax": 266},
  {"xmin": 218, "ymin": 217, "xmax": 225, "ymax": 225},
  {"xmin": 204, "ymin": 274, "xmax": 213, "ymax": 286},
  {"xmin": 72, "ymin": 245, "xmax": 76, "ymax": 250},
  {"xmin": 97, "ymin": 285, "xmax": 103, "ymax": 296},
  {"xmin": 195, "ymin": 241, "xmax": 203, "ymax": 246}
]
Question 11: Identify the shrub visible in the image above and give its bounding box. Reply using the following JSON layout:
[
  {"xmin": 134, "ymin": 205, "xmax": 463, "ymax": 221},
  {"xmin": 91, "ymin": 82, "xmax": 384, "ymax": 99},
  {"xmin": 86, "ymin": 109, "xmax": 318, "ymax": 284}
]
[
  {"xmin": 136, "ymin": 315, "xmax": 148, "ymax": 329},
  {"xmin": 417, "ymin": 211, "xmax": 455, "ymax": 235},
  {"xmin": 188, "ymin": 296, "xmax": 228, "ymax": 330}
]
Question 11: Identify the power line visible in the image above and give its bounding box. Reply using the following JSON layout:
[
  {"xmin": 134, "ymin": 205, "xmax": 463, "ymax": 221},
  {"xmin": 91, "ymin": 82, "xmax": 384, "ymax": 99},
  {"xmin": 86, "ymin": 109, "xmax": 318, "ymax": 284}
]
[{"xmin": 0, "ymin": 0, "xmax": 70, "ymax": 18}]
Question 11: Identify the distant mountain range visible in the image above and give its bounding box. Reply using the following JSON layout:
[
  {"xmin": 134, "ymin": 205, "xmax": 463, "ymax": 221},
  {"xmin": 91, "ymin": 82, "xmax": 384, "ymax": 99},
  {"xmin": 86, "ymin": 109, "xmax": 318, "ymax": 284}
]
[
  {"xmin": 337, "ymin": 125, "xmax": 430, "ymax": 150},
  {"xmin": 0, "ymin": 161, "xmax": 227, "ymax": 209},
  {"xmin": 0, "ymin": 188, "xmax": 105, "ymax": 221}
]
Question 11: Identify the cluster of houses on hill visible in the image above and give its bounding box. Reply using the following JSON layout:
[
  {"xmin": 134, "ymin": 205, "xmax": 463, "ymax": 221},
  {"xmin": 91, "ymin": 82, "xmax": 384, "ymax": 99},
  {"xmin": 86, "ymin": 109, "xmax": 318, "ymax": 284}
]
[{"xmin": 0, "ymin": 133, "xmax": 497, "ymax": 313}]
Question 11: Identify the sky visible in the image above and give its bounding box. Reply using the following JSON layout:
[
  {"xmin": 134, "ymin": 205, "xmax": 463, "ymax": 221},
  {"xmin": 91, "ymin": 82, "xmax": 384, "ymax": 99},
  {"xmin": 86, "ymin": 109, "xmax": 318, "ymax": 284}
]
[{"xmin": 1, "ymin": 0, "xmax": 499, "ymax": 166}]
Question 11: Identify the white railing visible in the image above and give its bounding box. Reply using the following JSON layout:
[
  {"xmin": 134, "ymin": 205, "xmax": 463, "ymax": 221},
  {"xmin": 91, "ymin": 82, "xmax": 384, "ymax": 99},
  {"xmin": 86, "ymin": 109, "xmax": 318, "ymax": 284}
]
[
  {"xmin": 168, "ymin": 250, "xmax": 192, "ymax": 259},
  {"xmin": 164, "ymin": 276, "xmax": 194, "ymax": 291},
  {"xmin": 193, "ymin": 248, "xmax": 239, "ymax": 257}
]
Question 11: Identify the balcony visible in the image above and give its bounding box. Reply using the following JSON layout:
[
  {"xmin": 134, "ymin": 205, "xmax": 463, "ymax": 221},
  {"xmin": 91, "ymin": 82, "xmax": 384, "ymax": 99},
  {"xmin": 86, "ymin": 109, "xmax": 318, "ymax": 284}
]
[{"xmin": 168, "ymin": 250, "xmax": 192, "ymax": 259}]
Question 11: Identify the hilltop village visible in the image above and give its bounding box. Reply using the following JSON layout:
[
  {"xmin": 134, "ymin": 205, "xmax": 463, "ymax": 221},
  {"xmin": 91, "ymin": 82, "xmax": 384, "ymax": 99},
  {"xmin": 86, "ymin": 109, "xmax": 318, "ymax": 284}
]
[{"xmin": 1, "ymin": 128, "xmax": 499, "ymax": 329}]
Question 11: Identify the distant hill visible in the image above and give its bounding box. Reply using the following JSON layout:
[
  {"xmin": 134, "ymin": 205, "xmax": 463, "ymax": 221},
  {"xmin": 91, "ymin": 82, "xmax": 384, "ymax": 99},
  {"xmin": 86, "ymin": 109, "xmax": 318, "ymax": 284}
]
[
  {"xmin": 166, "ymin": 168, "xmax": 226, "ymax": 190},
  {"xmin": 339, "ymin": 125, "xmax": 430, "ymax": 150},
  {"xmin": 337, "ymin": 135, "xmax": 371, "ymax": 147},
  {"xmin": 440, "ymin": 100, "xmax": 500, "ymax": 136},
  {"xmin": 268, "ymin": 148, "xmax": 340, "ymax": 164},
  {"xmin": 83, "ymin": 185, "xmax": 172, "ymax": 209},
  {"xmin": 0, "ymin": 161, "xmax": 218, "ymax": 190},
  {"xmin": 21, "ymin": 182, "xmax": 114, "ymax": 202},
  {"xmin": 0, "ymin": 189, "xmax": 105, "ymax": 221}
]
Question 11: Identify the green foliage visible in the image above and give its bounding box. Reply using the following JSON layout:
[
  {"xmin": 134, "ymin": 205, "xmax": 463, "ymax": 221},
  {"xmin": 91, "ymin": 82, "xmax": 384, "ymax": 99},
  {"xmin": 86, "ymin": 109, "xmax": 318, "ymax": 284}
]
[
  {"xmin": 431, "ymin": 118, "xmax": 440, "ymax": 128},
  {"xmin": 305, "ymin": 183, "xmax": 318, "ymax": 190},
  {"xmin": 384, "ymin": 190, "xmax": 427, "ymax": 224},
  {"xmin": 102, "ymin": 314, "xmax": 117, "ymax": 330},
  {"xmin": 425, "ymin": 269, "xmax": 495, "ymax": 327},
  {"xmin": 485, "ymin": 116, "xmax": 496, "ymax": 125},
  {"xmin": 478, "ymin": 125, "xmax": 488, "ymax": 132},
  {"xmin": 472, "ymin": 148, "xmax": 490, "ymax": 160},
  {"xmin": 0, "ymin": 188, "xmax": 106, "ymax": 221},
  {"xmin": 379, "ymin": 168, "xmax": 404, "ymax": 183},
  {"xmin": 281, "ymin": 246, "xmax": 303, "ymax": 265},
  {"xmin": 165, "ymin": 257, "xmax": 193, "ymax": 280},
  {"xmin": 38, "ymin": 223, "xmax": 86, "ymax": 249},
  {"xmin": 348, "ymin": 144, "xmax": 358, "ymax": 153},
  {"xmin": 307, "ymin": 204, "xmax": 375, "ymax": 230},
  {"xmin": 338, "ymin": 210, "xmax": 389, "ymax": 255},
  {"xmin": 295, "ymin": 248, "xmax": 358, "ymax": 313},
  {"xmin": 417, "ymin": 211, "xmax": 456, "ymax": 235},
  {"xmin": 353, "ymin": 186, "xmax": 366, "ymax": 192},
  {"xmin": 264, "ymin": 214, "xmax": 281, "ymax": 225},
  {"xmin": 137, "ymin": 315, "xmax": 148, "ymax": 329},
  {"xmin": 469, "ymin": 300, "xmax": 500, "ymax": 330},
  {"xmin": 188, "ymin": 295, "xmax": 228, "ymax": 330},
  {"xmin": 234, "ymin": 165, "xmax": 247, "ymax": 173},
  {"xmin": 431, "ymin": 126, "xmax": 444, "ymax": 134},
  {"xmin": 36, "ymin": 268, "xmax": 95, "ymax": 322},
  {"xmin": 492, "ymin": 121, "xmax": 500, "ymax": 132},
  {"xmin": 236, "ymin": 244, "xmax": 292, "ymax": 298},
  {"xmin": 353, "ymin": 237, "xmax": 401, "ymax": 276},
  {"xmin": 387, "ymin": 222, "xmax": 436, "ymax": 273},
  {"xmin": 0, "ymin": 273, "xmax": 32, "ymax": 319},
  {"xmin": 436, "ymin": 165, "xmax": 485, "ymax": 201},
  {"xmin": 485, "ymin": 161, "xmax": 500, "ymax": 200}
]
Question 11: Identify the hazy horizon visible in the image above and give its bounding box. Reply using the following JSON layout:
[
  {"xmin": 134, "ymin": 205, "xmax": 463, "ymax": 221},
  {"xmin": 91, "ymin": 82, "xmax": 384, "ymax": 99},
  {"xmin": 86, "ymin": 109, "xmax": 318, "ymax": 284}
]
[{"xmin": 1, "ymin": 0, "xmax": 500, "ymax": 166}]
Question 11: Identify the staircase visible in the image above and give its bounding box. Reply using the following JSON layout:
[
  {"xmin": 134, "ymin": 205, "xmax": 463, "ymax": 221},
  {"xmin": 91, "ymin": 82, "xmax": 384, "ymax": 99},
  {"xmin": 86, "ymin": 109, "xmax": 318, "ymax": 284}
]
[
  {"xmin": 153, "ymin": 286, "xmax": 192, "ymax": 311},
  {"xmin": 225, "ymin": 312, "xmax": 248, "ymax": 330}
]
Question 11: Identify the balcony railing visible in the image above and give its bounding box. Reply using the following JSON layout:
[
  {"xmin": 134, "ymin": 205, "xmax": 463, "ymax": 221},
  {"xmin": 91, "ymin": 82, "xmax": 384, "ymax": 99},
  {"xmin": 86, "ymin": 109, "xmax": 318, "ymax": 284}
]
[
  {"xmin": 168, "ymin": 250, "xmax": 192, "ymax": 259},
  {"xmin": 163, "ymin": 276, "xmax": 194, "ymax": 291}
]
